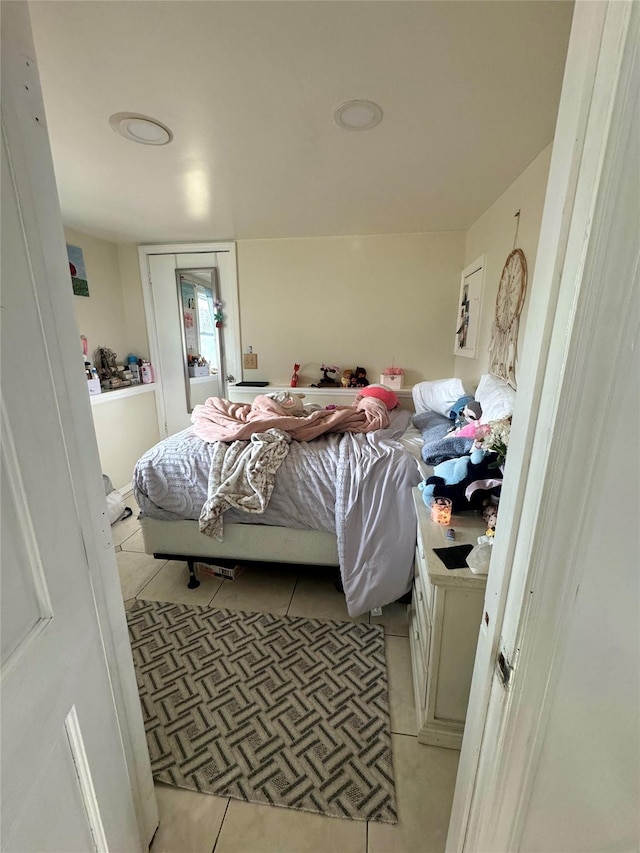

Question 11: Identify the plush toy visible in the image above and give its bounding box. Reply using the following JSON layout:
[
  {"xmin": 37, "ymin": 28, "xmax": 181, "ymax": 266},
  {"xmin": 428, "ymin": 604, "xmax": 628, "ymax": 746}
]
[
  {"xmin": 420, "ymin": 456, "xmax": 471, "ymax": 499},
  {"xmin": 447, "ymin": 396, "xmax": 482, "ymax": 433},
  {"xmin": 419, "ymin": 447, "xmax": 503, "ymax": 512},
  {"xmin": 482, "ymin": 503, "xmax": 499, "ymax": 533},
  {"xmin": 463, "ymin": 401, "xmax": 482, "ymax": 422},
  {"xmin": 355, "ymin": 383, "xmax": 398, "ymax": 410},
  {"xmin": 349, "ymin": 367, "xmax": 369, "ymax": 388},
  {"xmin": 448, "ymin": 395, "xmax": 474, "ymax": 423}
]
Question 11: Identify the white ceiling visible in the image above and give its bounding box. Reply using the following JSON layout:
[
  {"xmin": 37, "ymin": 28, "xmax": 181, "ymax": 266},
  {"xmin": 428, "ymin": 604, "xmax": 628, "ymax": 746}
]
[{"xmin": 29, "ymin": 1, "xmax": 574, "ymax": 244}]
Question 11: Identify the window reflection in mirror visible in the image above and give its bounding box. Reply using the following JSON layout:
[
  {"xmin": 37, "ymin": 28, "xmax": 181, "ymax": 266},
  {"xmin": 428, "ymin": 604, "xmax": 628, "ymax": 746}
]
[{"xmin": 176, "ymin": 268, "xmax": 224, "ymax": 413}]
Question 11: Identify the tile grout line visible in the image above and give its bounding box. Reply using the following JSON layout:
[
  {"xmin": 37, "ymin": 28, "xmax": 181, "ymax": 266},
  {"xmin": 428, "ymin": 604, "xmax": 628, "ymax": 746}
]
[
  {"xmin": 208, "ymin": 575, "xmax": 227, "ymax": 607},
  {"xmin": 210, "ymin": 798, "xmax": 231, "ymax": 853},
  {"xmin": 285, "ymin": 574, "xmax": 301, "ymax": 616},
  {"xmin": 135, "ymin": 559, "xmax": 169, "ymax": 599}
]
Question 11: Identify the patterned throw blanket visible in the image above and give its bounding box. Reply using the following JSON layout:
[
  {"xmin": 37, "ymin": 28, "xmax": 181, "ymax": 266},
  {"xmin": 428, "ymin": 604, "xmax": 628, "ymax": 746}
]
[
  {"xmin": 199, "ymin": 428, "xmax": 291, "ymax": 540},
  {"xmin": 192, "ymin": 394, "xmax": 389, "ymax": 443}
]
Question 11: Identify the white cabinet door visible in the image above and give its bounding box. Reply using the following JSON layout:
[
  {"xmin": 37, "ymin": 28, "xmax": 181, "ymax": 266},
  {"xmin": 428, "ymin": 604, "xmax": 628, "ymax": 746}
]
[{"xmin": 1, "ymin": 7, "xmax": 153, "ymax": 850}]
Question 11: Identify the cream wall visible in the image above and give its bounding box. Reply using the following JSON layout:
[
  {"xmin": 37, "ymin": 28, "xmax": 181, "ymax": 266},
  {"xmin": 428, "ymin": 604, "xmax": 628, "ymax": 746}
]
[
  {"xmin": 117, "ymin": 242, "xmax": 150, "ymax": 359},
  {"xmin": 65, "ymin": 227, "xmax": 149, "ymax": 362},
  {"xmin": 66, "ymin": 226, "xmax": 128, "ymax": 362},
  {"xmin": 64, "ymin": 227, "xmax": 158, "ymax": 487},
  {"xmin": 454, "ymin": 144, "xmax": 553, "ymax": 387},
  {"xmin": 236, "ymin": 232, "xmax": 465, "ymax": 388}
]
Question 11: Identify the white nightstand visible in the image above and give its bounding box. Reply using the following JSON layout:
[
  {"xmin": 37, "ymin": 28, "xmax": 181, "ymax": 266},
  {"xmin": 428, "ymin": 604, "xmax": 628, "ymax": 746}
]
[{"xmin": 409, "ymin": 488, "xmax": 487, "ymax": 749}]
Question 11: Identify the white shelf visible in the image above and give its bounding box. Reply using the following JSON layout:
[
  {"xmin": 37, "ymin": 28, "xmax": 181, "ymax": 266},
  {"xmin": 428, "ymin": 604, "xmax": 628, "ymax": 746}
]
[
  {"xmin": 89, "ymin": 383, "xmax": 156, "ymax": 406},
  {"xmin": 230, "ymin": 384, "xmax": 412, "ymax": 398}
]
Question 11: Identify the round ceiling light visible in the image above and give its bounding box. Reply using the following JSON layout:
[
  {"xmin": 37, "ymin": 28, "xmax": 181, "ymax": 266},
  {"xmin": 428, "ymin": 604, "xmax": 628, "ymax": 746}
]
[
  {"xmin": 333, "ymin": 99, "xmax": 383, "ymax": 131},
  {"xmin": 109, "ymin": 112, "xmax": 173, "ymax": 145}
]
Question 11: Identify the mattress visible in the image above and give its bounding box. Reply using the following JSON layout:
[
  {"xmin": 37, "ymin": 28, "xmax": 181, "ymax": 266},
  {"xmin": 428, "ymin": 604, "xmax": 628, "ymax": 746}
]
[{"xmin": 134, "ymin": 427, "xmax": 341, "ymax": 531}]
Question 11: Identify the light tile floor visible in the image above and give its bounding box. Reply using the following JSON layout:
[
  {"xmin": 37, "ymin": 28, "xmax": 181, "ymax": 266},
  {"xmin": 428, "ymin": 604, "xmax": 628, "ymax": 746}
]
[{"xmin": 114, "ymin": 501, "xmax": 460, "ymax": 853}]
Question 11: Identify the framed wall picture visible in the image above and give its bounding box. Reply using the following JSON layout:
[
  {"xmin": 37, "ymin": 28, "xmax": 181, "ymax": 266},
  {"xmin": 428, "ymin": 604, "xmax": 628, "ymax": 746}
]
[
  {"xmin": 67, "ymin": 244, "xmax": 89, "ymax": 297},
  {"xmin": 454, "ymin": 255, "xmax": 485, "ymax": 358}
]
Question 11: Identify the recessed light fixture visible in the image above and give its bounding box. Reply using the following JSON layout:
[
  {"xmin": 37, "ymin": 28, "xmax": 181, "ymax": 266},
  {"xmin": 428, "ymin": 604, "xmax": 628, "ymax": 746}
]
[
  {"xmin": 333, "ymin": 99, "xmax": 383, "ymax": 131},
  {"xmin": 109, "ymin": 112, "xmax": 173, "ymax": 145}
]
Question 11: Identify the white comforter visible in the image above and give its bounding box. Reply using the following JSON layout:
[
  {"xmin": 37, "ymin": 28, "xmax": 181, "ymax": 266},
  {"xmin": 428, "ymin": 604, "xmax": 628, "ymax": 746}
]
[{"xmin": 335, "ymin": 430, "xmax": 421, "ymax": 615}]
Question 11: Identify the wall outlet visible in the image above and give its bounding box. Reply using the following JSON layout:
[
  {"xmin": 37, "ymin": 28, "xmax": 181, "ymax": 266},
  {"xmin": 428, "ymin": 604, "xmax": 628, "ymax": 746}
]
[{"xmin": 243, "ymin": 352, "xmax": 258, "ymax": 370}]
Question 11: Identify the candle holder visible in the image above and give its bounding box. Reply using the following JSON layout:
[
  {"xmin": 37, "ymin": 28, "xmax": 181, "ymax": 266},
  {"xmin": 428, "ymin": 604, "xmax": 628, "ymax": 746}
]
[{"xmin": 431, "ymin": 497, "xmax": 453, "ymax": 526}]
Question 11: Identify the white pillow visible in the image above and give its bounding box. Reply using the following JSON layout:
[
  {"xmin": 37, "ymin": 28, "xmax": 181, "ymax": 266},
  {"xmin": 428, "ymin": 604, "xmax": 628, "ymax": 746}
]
[
  {"xmin": 476, "ymin": 374, "xmax": 516, "ymax": 423},
  {"xmin": 412, "ymin": 378, "xmax": 467, "ymax": 417}
]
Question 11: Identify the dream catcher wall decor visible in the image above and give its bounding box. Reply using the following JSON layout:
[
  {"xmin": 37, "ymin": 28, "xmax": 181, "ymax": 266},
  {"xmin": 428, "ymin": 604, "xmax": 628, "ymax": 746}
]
[{"xmin": 488, "ymin": 211, "xmax": 528, "ymax": 388}]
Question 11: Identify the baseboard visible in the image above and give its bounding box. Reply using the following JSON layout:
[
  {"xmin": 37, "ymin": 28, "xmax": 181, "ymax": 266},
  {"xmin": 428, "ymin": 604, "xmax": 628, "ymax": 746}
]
[{"xmin": 118, "ymin": 481, "xmax": 133, "ymax": 497}]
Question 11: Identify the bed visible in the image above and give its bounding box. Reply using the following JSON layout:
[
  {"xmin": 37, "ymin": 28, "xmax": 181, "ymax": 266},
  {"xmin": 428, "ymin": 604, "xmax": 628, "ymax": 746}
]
[
  {"xmin": 134, "ymin": 399, "xmax": 424, "ymax": 617},
  {"xmin": 134, "ymin": 375, "xmax": 515, "ymax": 616}
]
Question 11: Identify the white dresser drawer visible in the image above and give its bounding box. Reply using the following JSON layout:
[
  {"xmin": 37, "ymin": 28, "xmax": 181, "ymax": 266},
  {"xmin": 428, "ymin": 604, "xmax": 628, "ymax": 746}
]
[
  {"xmin": 414, "ymin": 545, "xmax": 435, "ymax": 617},
  {"xmin": 413, "ymin": 570, "xmax": 431, "ymax": 647},
  {"xmin": 408, "ymin": 601, "xmax": 428, "ymax": 717}
]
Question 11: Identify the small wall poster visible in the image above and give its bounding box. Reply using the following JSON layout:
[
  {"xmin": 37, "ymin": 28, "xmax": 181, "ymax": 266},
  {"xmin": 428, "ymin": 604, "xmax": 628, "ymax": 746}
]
[
  {"xmin": 67, "ymin": 244, "xmax": 89, "ymax": 297},
  {"xmin": 454, "ymin": 256, "xmax": 484, "ymax": 359},
  {"xmin": 181, "ymin": 279, "xmax": 198, "ymax": 355}
]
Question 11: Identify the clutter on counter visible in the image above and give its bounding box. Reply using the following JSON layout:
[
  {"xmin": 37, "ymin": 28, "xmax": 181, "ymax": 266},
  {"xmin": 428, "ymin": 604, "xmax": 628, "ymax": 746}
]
[{"xmin": 87, "ymin": 344, "xmax": 154, "ymax": 395}]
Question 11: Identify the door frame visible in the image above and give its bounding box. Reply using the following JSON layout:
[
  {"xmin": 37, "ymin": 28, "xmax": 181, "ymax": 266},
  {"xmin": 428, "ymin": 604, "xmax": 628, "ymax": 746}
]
[
  {"xmin": 138, "ymin": 242, "xmax": 241, "ymax": 438},
  {"xmin": 447, "ymin": 2, "xmax": 637, "ymax": 849}
]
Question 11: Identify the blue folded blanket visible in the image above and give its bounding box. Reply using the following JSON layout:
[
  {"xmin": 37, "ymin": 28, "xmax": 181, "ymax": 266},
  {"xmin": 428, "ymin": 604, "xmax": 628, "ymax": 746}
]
[{"xmin": 412, "ymin": 410, "xmax": 474, "ymax": 465}]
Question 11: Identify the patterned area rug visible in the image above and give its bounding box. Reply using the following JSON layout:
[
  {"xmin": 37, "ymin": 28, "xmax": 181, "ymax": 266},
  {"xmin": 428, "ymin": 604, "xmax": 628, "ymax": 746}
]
[{"xmin": 127, "ymin": 599, "xmax": 397, "ymax": 823}]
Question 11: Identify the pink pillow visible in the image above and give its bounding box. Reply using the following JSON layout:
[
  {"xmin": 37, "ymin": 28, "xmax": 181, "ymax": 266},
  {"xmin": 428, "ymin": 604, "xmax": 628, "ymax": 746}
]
[{"xmin": 357, "ymin": 384, "xmax": 399, "ymax": 410}]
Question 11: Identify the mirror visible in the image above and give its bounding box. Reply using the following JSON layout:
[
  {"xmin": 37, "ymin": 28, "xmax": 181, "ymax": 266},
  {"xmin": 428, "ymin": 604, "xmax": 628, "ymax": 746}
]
[{"xmin": 176, "ymin": 268, "xmax": 224, "ymax": 412}]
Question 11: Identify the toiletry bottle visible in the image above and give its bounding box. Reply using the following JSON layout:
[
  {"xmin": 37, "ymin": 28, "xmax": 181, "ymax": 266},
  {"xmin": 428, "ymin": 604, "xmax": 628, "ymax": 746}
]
[{"xmin": 141, "ymin": 361, "xmax": 155, "ymax": 384}]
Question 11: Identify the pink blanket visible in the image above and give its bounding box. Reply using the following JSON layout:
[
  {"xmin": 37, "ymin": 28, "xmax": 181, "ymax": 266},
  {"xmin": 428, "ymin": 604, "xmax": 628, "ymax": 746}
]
[{"xmin": 192, "ymin": 394, "xmax": 390, "ymax": 442}]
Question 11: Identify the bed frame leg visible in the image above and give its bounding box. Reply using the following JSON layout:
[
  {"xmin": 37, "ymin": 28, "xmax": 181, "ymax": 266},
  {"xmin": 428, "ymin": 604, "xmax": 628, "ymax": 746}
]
[{"xmin": 187, "ymin": 560, "xmax": 201, "ymax": 589}]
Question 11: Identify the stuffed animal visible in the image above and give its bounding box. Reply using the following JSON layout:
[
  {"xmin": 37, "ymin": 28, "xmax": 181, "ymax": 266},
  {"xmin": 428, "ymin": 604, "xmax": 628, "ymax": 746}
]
[
  {"xmin": 482, "ymin": 503, "xmax": 498, "ymax": 533},
  {"xmin": 355, "ymin": 383, "xmax": 398, "ymax": 410},
  {"xmin": 420, "ymin": 456, "xmax": 471, "ymax": 497},
  {"xmin": 349, "ymin": 367, "xmax": 369, "ymax": 387},
  {"xmin": 448, "ymin": 395, "xmax": 474, "ymax": 424},
  {"xmin": 447, "ymin": 396, "xmax": 482, "ymax": 433},
  {"xmin": 419, "ymin": 447, "xmax": 502, "ymax": 512},
  {"xmin": 463, "ymin": 401, "xmax": 482, "ymax": 422}
]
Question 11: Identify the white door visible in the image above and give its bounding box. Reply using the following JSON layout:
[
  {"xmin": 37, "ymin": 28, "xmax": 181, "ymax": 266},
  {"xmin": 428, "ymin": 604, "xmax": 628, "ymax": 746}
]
[{"xmin": 1, "ymin": 7, "xmax": 154, "ymax": 851}]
